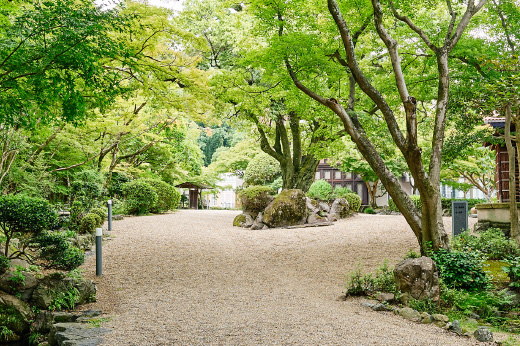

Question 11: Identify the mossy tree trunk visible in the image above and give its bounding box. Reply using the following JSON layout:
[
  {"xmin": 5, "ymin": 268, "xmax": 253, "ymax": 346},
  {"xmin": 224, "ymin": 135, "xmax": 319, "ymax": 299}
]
[{"xmin": 250, "ymin": 110, "xmax": 323, "ymax": 193}]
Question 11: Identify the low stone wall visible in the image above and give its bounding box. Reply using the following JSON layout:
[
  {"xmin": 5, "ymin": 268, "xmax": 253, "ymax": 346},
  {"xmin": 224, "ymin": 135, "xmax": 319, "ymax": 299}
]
[{"xmin": 475, "ymin": 203, "xmax": 520, "ymax": 235}]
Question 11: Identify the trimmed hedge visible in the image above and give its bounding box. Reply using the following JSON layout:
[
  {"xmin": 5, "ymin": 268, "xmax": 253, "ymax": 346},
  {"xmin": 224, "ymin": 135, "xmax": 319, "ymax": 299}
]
[
  {"xmin": 36, "ymin": 231, "xmax": 85, "ymax": 270},
  {"xmin": 239, "ymin": 185, "xmax": 273, "ymax": 215},
  {"xmin": 90, "ymin": 207, "xmax": 106, "ymax": 227},
  {"xmin": 388, "ymin": 196, "xmax": 486, "ymax": 213},
  {"xmin": 345, "ymin": 193, "xmax": 361, "ymax": 212},
  {"xmin": 307, "ymin": 180, "xmax": 333, "ymax": 201},
  {"xmin": 121, "ymin": 180, "xmax": 158, "ymax": 215},
  {"xmin": 79, "ymin": 213, "xmax": 101, "ymax": 234},
  {"xmin": 143, "ymin": 179, "xmax": 181, "ymax": 213}
]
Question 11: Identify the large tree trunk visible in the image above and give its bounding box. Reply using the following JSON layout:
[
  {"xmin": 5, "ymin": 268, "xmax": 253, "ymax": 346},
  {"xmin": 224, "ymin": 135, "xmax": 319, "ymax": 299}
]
[
  {"xmin": 281, "ymin": 155, "xmax": 319, "ymax": 191},
  {"xmin": 505, "ymin": 104, "xmax": 520, "ymax": 243},
  {"xmin": 366, "ymin": 180, "xmax": 379, "ymax": 208}
]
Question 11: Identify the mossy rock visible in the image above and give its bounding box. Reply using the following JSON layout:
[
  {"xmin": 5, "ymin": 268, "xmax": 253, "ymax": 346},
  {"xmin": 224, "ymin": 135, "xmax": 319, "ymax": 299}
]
[
  {"xmin": 0, "ymin": 291, "xmax": 32, "ymax": 342},
  {"xmin": 239, "ymin": 186, "xmax": 274, "ymax": 217},
  {"xmin": 233, "ymin": 214, "xmax": 246, "ymax": 227},
  {"xmin": 263, "ymin": 189, "xmax": 306, "ymax": 228}
]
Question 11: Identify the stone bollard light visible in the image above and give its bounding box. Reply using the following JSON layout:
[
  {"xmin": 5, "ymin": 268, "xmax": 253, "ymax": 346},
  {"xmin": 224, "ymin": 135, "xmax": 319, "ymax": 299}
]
[
  {"xmin": 107, "ymin": 199, "xmax": 112, "ymax": 231},
  {"xmin": 96, "ymin": 228, "xmax": 102, "ymax": 276}
]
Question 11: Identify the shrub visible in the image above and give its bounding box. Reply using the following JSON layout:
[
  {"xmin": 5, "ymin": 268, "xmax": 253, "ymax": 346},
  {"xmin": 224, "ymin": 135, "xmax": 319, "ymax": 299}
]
[
  {"xmin": 345, "ymin": 264, "xmax": 375, "ymax": 296},
  {"xmin": 243, "ymin": 152, "xmax": 281, "ymax": 185},
  {"xmin": 239, "ymin": 185, "xmax": 274, "ymax": 215},
  {"xmin": 71, "ymin": 169, "xmax": 106, "ymax": 208},
  {"xmin": 0, "ymin": 194, "xmax": 58, "ymax": 257},
  {"xmin": 79, "ymin": 213, "xmax": 101, "ymax": 234},
  {"xmin": 388, "ymin": 195, "xmax": 421, "ymax": 212},
  {"xmin": 0, "ymin": 255, "xmax": 10, "ymax": 274},
  {"xmin": 307, "ymin": 180, "xmax": 333, "ymax": 200},
  {"xmin": 345, "ymin": 193, "xmax": 361, "ymax": 212},
  {"xmin": 431, "ymin": 249, "xmax": 488, "ymax": 290},
  {"xmin": 89, "ymin": 208, "xmax": 106, "ymax": 227},
  {"xmin": 503, "ymin": 257, "xmax": 520, "ymax": 289},
  {"xmin": 106, "ymin": 172, "xmax": 131, "ymax": 197},
  {"xmin": 143, "ymin": 179, "xmax": 181, "ymax": 213},
  {"xmin": 36, "ymin": 231, "xmax": 85, "ymax": 270},
  {"xmin": 364, "ymin": 207, "xmax": 375, "ymax": 214},
  {"xmin": 452, "ymin": 229, "xmax": 519, "ymax": 260},
  {"xmin": 333, "ymin": 186, "xmax": 353, "ymax": 198},
  {"xmin": 69, "ymin": 201, "xmax": 85, "ymax": 231},
  {"xmin": 121, "ymin": 180, "xmax": 158, "ymax": 215}
]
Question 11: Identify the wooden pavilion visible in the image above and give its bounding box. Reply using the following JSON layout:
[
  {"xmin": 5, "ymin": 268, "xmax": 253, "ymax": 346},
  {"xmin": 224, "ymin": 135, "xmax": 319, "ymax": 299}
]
[{"xmin": 175, "ymin": 182, "xmax": 212, "ymax": 209}]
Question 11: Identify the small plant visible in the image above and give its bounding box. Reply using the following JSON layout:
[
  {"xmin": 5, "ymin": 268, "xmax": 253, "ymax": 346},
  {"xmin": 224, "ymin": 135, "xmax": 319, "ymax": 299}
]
[
  {"xmin": 308, "ymin": 180, "xmax": 333, "ymax": 201},
  {"xmin": 373, "ymin": 260, "xmax": 397, "ymax": 293},
  {"xmin": 28, "ymin": 331, "xmax": 42, "ymax": 345},
  {"xmin": 49, "ymin": 285, "xmax": 80, "ymax": 311},
  {"xmin": 87, "ymin": 317, "xmax": 111, "ymax": 328},
  {"xmin": 8, "ymin": 267, "xmax": 26, "ymax": 288},
  {"xmin": 431, "ymin": 248, "xmax": 488, "ymax": 290},
  {"xmin": 79, "ymin": 213, "xmax": 101, "ymax": 234},
  {"xmin": 408, "ymin": 297, "xmax": 439, "ymax": 315},
  {"xmin": 404, "ymin": 248, "xmax": 420, "ymax": 259},
  {"xmin": 0, "ymin": 326, "xmax": 14, "ymax": 341},
  {"xmin": 503, "ymin": 257, "xmax": 520, "ymax": 289},
  {"xmin": 0, "ymin": 255, "xmax": 10, "ymax": 274},
  {"xmin": 345, "ymin": 264, "xmax": 375, "ymax": 296},
  {"xmin": 121, "ymin": 180, "xmax": 158, "ymax": 215},
  {"xmin": 452, "ymin": 229, "xmax": 519, "ymax": 261},
  {"xmin": 345, "ymin": 193, "xmax": 361, "ymax": 212},
  {"xmin": 363, "ymin": 207, "xmax": 375, "ymax": 214}
]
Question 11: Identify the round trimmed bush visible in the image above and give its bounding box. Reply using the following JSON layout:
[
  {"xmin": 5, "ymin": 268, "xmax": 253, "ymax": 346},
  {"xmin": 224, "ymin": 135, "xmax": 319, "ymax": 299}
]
[
  {"xmin": 0, "ymin": 194, "xmax": 58, "ymax": 257},
  {"xmin": 308, "ymin": 180, "xmax": 333, "ymax": 201},
  {"xmin": 244, "ymin": 152, "xmax": 281, "ymax": 185},
  {"xmin": 143, "ymin": 179, "xmax": 181, "ymax": 213},
  {"xmin": 239, "ymin": 186, "xmax": 274, "ymax": 216},
  {"xmin": 90, "ymin": 207, "xmax": 106, "ymax": 226},
  {"xmin": 79, "ymin": 213, "xmax": 101, "ymax": 234},
  {"xmin": 345, "ymin": 193, "xmax": 361, "ymax": 212},
  {"xmin": 121, "ymin": 180, "xmax": 158, "ymax": 215},
  {"xmin": 333, "ymin": 186, "xmax": 353, "ymax": 198},
  {"xmin": 36, "ymin": 231, "xmax": 85, "ymax": 270}
]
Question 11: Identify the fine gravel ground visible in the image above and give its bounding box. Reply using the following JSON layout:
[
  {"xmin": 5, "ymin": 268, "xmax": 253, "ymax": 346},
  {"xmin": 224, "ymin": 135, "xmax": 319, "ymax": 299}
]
[{"xmin": 80, "ymin": 210, "xmax": 480, "ymax": 345}]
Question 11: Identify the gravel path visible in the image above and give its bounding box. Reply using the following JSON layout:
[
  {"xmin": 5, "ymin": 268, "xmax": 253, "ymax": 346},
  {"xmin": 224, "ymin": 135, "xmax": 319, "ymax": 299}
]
[{"xmin": 81, "ymin": 210, "xmax": 478, "ymax": 345}]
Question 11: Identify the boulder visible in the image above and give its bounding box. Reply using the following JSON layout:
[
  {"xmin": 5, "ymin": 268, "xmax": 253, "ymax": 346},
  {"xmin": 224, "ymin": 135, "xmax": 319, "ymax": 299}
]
[
  {"xmin": 371, "ymin": 303, "xmax": 393, "ymax": 312},
  {"xmin": 420, "ymin": 312, "xmax": 432, "ymax": 324},
  {"xmin": 49, "ymin": 322, "xmax": 111, "ymax": 346},
  {"xmin": 448, "ymin": 320, "xmax": 462, "ymax": 334},
  {"xmin": 305, "ymin": 197, "xmax": 319, "ymax": 214},
  {"xmin": 240, "ymin": 187, "xmax": 275, "ymax": 218},
  {"xmin": 397, "ymin": 307, "xmax": 421, "ymax": 322},
  {"xmin": 330, "ymin": 198, "xmax": 350, "ymax": 219},
  {"xmin": 307, "ymin": 213, "xmax": 325, "ymax": 225},
  {"xmin": 375, "ymin": 292, "xmax": 395, "ymax": 303},
  {"xmin": 9, "ymin": 258, "xmax": 31, "ymax": 269},
  {"xmin": 431, "ymin": 313, "xmax": 449, "ymax": 328},
  {"xmin": 251, "ymin": 212, "xmax": 265, "ymax": 230},
  {"xmin": 473, "ymin": 327, "xmax": 493, "ymax": 342},
  {"xmin": 233, "ymin": 213, "xmax": 254, "ymax": 228},
  {"xmin": 394, "ymin": 256, "xmax": 440, "ymax": 302},
  {"xmin": 263, "ymin": 190, "xmax": 307, "ymax": 228},
  {"xmin": 32, "ymin": 272, "xmax": 96, "ymax": 310},
  {"xmin": 318, "ymin": 202, "xmax": 330, "ymax": 213},
  {"xmin": 0, "ymin": 291, "xmax": 33, "ymax": 342},
  {"xmin": 0, "ymin": 270, "xmax": 39, "ymax": 302}
]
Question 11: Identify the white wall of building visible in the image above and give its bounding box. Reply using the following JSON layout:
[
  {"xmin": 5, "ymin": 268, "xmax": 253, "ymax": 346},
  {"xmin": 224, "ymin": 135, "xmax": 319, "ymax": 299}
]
[{"xmin": 206, "ymin": 173, "xmax": 243, "ymax": 209}]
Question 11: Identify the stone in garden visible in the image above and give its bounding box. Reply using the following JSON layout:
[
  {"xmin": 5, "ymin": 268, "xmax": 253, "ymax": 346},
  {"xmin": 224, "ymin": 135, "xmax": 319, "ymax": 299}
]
[
  {"xmin": 330, "ymin": 198, "xmax": 350, "ymax": 219},
  {"xmin": 318, "ymin": 202, "xmax": 330, "ymax": 213},
  {"xmin": 394, "ymin": 256, "xmax": 440, "ymax": 302},
  {"xmin": 233, "ymin": 213, "xmax": 254, "ymax": 228},
  {"xmin": 0, "ymin": 270, "xmax": 39, "ymax": 302},
  {"xmin": 9, "ymin": 258, "xmax": 30, "ymax": 269},
  {"xmin": 448, "ymin": 320, "xmax": 462, "ymax": 334},
  {"xmin": 361, "ymin": 302, "xmax": 375, "ymax": 309},
  {"xmin": 32, "ymin": 272, "xmax": 96, "ymax": 309},
  {"xmin": 33, "ymin": 310, "xmax": 55, "ymax": 333},
  {"xmin": 375, "ymin": 292, "xmax": 394, "ymax": 303},
  {"xmin": 48, "ymin": 322, "xmax": 111, "ymax": 346},
  {"xmin": 240, "ymin": 188, "xmax": 275, "ymax": 218},
  {"xmin": 473, "ymin": 327, "xmax": 493, "ymax": 342},
  {"xmin": 466, "ymin": 318, "xmax": 478, "ymax": 325},
  {"xmin": 263, "ymin": 189, "xmax": 307, "ymax": 228},
  {"xmin": 432, "ymin": 314, "xmax": 450, "ymax": 328},
  {"xmin": 113, "ymin": 214, "xmax": 124, "ymax": 221},
  {"xmin": 0, "ymin": 291, "xmax": 32, "ymax": 341},
  {"xmin": 371, "ymin": 303, "xmax": 393, "ymax": 312},
  {"xmin": 420, "ymin": 312, "xmax": 432, "ymax": 324},
  {"xmin": 397, "ymin": 307, "xmax": 421, "ymax": 322},
  {"xmin": 307, "ymin": 212, "xmax": 325, "ymax": 225},
  {"xmin": 251, "ymin": 212, "xmax": 264, "ymax": 230},
  {"xmin": 305, "ymin": 197, "xmax": 319, "ymax": 214}
]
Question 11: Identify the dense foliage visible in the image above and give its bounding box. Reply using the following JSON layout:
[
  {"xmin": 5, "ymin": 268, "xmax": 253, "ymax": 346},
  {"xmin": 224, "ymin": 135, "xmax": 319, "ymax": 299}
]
[
  {"xmin": 36, "ymin": 231, "xmax": 85, "ymax": 270},
  {"xmin": 243, "ymin": 153, "xmax": 281, "ymax": 186},
  {"xmin": 121, "ymin": 180, "xmax": 158, "ymax": 215},
  {"xmin": 345, "ymin": 193, "xmax": 362, "ymax": 212},
  {"xmin": 239, "ymin": 186, "xmax": 273, "ymax": 215},
  {"xmin": 144, "ymin": 179, "xmax": 181, "ymax": 213},
  {"xmin": 388, "ymin": 197, "xmax": 485, "ymax": 213},
  {"xmin": 452, "ymin": 229, "xmax": 520, "ymax": 260},
  {"xmin": 431, "ymin": 249, "xmax": 488, "ymax": 291},
  {"xmin": 0, "ymin": 194, "xmax": 58, "ymax": 257},
  {"xmin": 307, "ymin": 180, "xmax": 333, "ymax": 201},
  {"xmin": 78, "ymin": 213, "xmax": 101, "ymax": 234}
]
